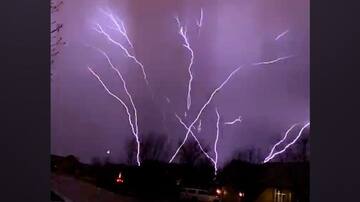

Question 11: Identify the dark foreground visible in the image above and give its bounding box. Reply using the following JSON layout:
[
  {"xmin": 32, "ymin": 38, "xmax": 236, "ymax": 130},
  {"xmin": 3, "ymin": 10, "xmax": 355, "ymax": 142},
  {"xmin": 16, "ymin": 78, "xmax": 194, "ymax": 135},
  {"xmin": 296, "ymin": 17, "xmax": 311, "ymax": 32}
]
[{"xmin": 51, "ymin": 174, "xmax": 170, "ymax": 202}]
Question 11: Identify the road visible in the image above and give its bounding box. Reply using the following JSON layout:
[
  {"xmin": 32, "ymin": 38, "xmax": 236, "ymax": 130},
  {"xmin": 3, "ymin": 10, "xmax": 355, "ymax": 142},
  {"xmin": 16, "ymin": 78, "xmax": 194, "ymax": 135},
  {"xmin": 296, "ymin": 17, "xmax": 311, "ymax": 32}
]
[{"xmin": 51, "ymin": 174, "xmax": 169, "ymax": 202}]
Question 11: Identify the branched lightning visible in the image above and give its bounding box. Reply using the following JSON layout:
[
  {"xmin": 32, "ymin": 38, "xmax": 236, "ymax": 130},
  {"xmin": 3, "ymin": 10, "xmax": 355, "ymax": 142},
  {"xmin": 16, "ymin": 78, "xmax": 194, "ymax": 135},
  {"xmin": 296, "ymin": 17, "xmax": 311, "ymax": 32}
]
[
  {"xmin": 263, "ymin": 123, "xmax": 299, "ymax": 162},
  {"xmin": 94, "ymin": 48, "xmax": 139, "ymax": 135},
  {"xmin": 275, "ymin": 30, "xmax": 289, "ymax": 41},
  {"xmin": 174, "ymin": 15, "xmax": 181, "ymax": 29},
  {"xmin": 263, "ymin": 122, "xmax": 310, "ymax": 163},
  {"xmin": 175, "ymin": 114, "xmax": 216, "ymax": 165},
  {"xmin": 252, "ymin": 55, "xmax": 294, "ymax": 66},
  {"xmin": 93, "ymin": 22, "xmax": 149, "ymax": 85},
  {"xmin": 88, "ymin": 66, "xmax": 141, "ymax": 166},
  {"xmin": 169, "ymin": 66, "xmax": 241, "ymax": 163},
  {"xmin": 224, "ymin": 116, "xmax": 242, "ymax": 125},
  {"xmin": 177, "ymin": 23, "xmax": 195, "ymax": 111},
  {"xmin": 100, "ymin": 9, "xmax": 134, "ymax": 48}
]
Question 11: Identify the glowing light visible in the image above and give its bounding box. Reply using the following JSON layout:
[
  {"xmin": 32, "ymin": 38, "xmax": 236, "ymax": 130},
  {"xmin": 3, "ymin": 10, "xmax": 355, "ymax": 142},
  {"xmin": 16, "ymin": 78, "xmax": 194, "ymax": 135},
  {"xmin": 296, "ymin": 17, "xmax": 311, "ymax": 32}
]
[
  {"xmin": 165, "ymin": 96, "xmax": 171, "ymax": 103},
  {"xmin": 224, "ymin": 116, "xmax": 242, "ymax": 125},
  {"xmin": 196, "ymin": 8, "xmax": 204, "ymax": 27},
  {"xmin": 169, "ymin": 66, "xmax": 241, "ymax": 163},
  {"xmin": 196, "ymin": 8, "xmax": 204, "ymax": 37},
  {"xmin": 106, "ymin": 150, "xmax": 111, "ymax": 155},
  {"xmin": 197, "ymin": 119, "xmax": 202, "ymax": 133},
  {"xmin": 116, "ymin": 172, "xmax": 124, "ymax": 184},
  {"xmin": 239, "ymin": 192, "xmax": 245, "ymax": 197},
  {"xmin": 88, "ymin": 67, "xmax": 141, "ymax": 166},
  {"xmin": 264, "ymin": 122, "xmax": 310, "ymax": 163},
  {"xmin": 216, "ymin": 189, "xmax": 222, "ymax": 195},
  {"xmin": 263, "ymin": 123, "xmax": 299, "ymax": 162},
  {"xmin": 252, "ymin": 55, "xmax": 294, "ymax": 66},
  {"xmin": 275, "ymin": 30, "xmax": 289, "ymax": 40}
]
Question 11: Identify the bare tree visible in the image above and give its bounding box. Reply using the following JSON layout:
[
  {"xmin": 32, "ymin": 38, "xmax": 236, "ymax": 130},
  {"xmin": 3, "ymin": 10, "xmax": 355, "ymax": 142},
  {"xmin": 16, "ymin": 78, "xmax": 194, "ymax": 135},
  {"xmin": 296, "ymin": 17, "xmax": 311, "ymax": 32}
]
[
  {"xmin": 126, "ymin": 137, "xmax": 137, "ymax": 165},
  {"xmin": 141, "ymin": 132, "xmax": 171, "ymax": 162},
  {"xmin": 126, "ymin": 132, "xmax": 172, "ymax": 165},
  {"xmin": 50, "ymin": 0, "xmax": 65, "ymax": 71},
  {"xmin": 233, "ymin": 146, "xmax": 264, "ymax": 164},
  {"xmin": 178, "ymin": 138, "xmax": 211, "ymax": 167}
]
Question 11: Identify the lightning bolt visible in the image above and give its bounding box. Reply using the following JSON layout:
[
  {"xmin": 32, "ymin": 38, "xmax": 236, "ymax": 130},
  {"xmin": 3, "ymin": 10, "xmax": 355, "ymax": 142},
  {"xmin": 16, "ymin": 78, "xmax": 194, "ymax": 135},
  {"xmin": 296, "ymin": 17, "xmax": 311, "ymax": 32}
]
[
  {"xmin": 88, "ymin": 67, "xmax": 141, "ymax": 166},
  {"xmin": 252, "ymin": 55, "xmax": 294, "ymax": 66},
  {"xmin": 263, "ymin": 122, "xmax": 310, "ymax": 163},
  {"xmin": 93, "ymin": 22, "xmax": 149, "ymax": 85},
  {"xmin": 100, "ymin": 9, "xmax": 134, "ymax": 49},
  {"xmin": 169, "ymin": 66, "xmax": 241, "ymax": 163},
  {"xmin": 175, "ymin": 109, "xmax": 221, "ymax": 176},
  {"xmin": 214, "ymin": 108, "xmax": 220, "ymax": 175},
  {"xmin": 174, "ymin": 15, "xmax": 181, "ymax": 29},
  {"xmin": 93, "ymin": 47, "xmax": 139, "ymax": 135},
  {"xmin": 275, "ymin": 30, "xmax": 289, "ymax": 41},
  {"xmin": 224, "ymin": 116, "xmax": 242, "ymax": 125},
  {"xmin": 177, "ymin": 23, "xmax": 195, "ymax": 111},
  {"xmin": 175, "ymin": 114, "xmax": 216, "ymax": 166},
  {"xmin": 263, "ymin": 123, "xmax": 299, "ymax": 162}
]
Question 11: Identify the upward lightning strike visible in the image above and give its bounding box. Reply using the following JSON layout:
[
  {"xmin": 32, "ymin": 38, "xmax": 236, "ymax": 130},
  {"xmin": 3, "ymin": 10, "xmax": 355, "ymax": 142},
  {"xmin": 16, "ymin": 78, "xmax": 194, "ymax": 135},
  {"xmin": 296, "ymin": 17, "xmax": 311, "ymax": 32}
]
[
  {"xmin": 214, "ymin": 108, "xmax": 221, "ymax": 175},
  {"xmin": 174, "ymin": 15, "xmax": 181, "ymax": 29},
  {"xmin": 93, "ymin": 23, "xmax": 148, "ymax": 85},
  {"xmin": 101, "ymin": 9, "xmax": 134, "ymax": 49},
  {"xmin": 263, "ymin": 123, "xmax": 299, "ymax": 162},
  {"xmin": 88, "ymin": 67, "xmax": 141, "ymax": 166},
  {"xmin": 263, "ymin": 122, "xmax": 310, "ymax": 163},
  {"xmin": 177, "ymin": 23, "xmax": 195, "ymax": 111},
  {"xmin": 175, "ymin": 114, "xmax": 216, "ymax": 166},
  {"xmin": 94, "ymin": 48, "xmax": 139, "ymax": 135},
  {"xmin": 252, "ymin": 55, "xmax": 294, "ymax": 66},
  {"xmin": 275, "ymin": 29, "xmax": 289, "ymax": 41},
  {"xmin": 224, "ymin": 116, "xmax": 242, "ymax": 125},
  {"xmin": 169, "ymin": 66, "xmax": 242, "ymax": 163}
]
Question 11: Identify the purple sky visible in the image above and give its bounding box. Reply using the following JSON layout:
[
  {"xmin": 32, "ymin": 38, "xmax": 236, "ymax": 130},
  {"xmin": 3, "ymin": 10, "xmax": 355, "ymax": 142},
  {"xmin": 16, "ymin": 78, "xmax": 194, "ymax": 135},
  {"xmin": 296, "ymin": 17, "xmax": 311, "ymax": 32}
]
[{"xmin": 51, "ymin": 0, "xmax": 309, "ymax": 166}]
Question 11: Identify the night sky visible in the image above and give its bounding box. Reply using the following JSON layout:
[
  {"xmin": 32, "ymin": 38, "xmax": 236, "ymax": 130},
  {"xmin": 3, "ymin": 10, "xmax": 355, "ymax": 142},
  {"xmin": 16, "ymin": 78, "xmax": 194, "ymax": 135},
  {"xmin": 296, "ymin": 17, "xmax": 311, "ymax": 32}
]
[{"xmin": 51, "ymin": 0, "xmax": 309, "ymax": 166}]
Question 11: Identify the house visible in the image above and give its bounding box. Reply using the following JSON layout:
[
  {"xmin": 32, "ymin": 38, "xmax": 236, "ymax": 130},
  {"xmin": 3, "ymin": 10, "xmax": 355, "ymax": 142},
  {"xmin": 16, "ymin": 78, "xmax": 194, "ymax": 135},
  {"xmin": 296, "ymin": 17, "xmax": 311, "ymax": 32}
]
[
  {"xmin": 218, "ymin": 161, "xmax": 309, "ymax": 202},
  {"xmin": 253, "ymin": 162, "xmax": 309, "ymax": 202}
]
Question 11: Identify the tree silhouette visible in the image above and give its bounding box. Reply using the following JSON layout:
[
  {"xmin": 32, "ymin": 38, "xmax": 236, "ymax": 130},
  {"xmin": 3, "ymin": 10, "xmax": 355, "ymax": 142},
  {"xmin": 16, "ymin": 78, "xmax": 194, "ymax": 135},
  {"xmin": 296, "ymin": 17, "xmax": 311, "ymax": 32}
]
[
  {"xmin": 141, "ymin": 132, "xmax": 171, "ymax": 162},
  {"xmin": 126, "ymin": 132, "xmax": 172, "ymax": 165},
  {"xmin": 178, "ymin": 138, "xmax": 211, "ymax": 167}
]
